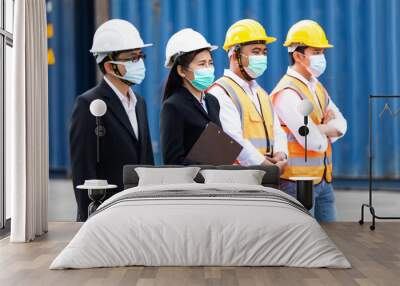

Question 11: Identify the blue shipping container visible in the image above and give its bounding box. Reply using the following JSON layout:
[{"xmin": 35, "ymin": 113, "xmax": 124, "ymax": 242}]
[
  {"xmin": 109, "ymin": 0, "xmax": 400, "ymax": 181},
  {"xmin": 47, "ymin": 0, "xmax": 400, "ymax": 185}
]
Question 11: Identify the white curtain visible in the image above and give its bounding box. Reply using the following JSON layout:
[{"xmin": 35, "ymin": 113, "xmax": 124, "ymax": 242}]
[{"xmin": 6, "ymin": 0, "xmax": 48, "ymax": 242}]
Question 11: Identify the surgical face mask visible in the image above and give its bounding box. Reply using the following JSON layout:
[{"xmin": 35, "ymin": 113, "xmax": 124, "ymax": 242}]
[
  {"xmin": 244, "ymin": 55, "xmax": 268, "ymax": 78},
  {"xmin": 308, "ymin": 54, "xmax": 326, "ymax": 78},
  {"xmin": 109, "ymin": 59, "xmax": 146, "ymax": 85},
  {"xmin": 189, "ymin": 67, "xmax": 215, "ymax": 91}
]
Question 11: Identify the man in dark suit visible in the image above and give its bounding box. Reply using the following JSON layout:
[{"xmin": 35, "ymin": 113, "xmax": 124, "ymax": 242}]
[{"xmin": 70, "ymin": 19, "xmax": 154, "ymax": 221}]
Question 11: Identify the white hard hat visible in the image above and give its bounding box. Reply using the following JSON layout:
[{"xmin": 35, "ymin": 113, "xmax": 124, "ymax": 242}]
[
  {"xmin": 90, "ymin": 19, "xmax": 152, "ymax": 63},
  {"xmin": 165, "ymin": 28, "xmax": 217, "ymax": 68}
]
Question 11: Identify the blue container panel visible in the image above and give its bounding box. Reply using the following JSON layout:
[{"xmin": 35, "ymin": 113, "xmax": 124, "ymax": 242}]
[
  {"xmin": 47, "ymin": 0, "xmax": 77, "ymax": 172},
  {"xmin": 47, "ymin": 0, "xmax": 96, "ymax": 174}
]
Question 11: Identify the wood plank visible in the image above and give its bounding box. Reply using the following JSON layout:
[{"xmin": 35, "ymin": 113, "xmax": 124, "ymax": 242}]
[{"xmin": 0, "ymin": 222, "xmax": 400, "ymax": 286}]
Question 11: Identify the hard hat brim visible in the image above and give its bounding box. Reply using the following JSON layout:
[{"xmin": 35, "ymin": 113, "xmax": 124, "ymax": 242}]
[
  {"xmin": 165, "ymin": 44, "xmax": 218, "ymax": 68},
  {"xmin": 209, "ymin": 45, "xmax": 218, "ymax": 51},
  {"xmin": 265, "ymin": 36, "xmax": 277, "ymax": 44},
  {"xmin": 90, "ymin": 42, "xmax": 154, "ymax": 53},
  {"xmin": 141, "ymin": 43, "xmax": 153, "ymax": 48}
]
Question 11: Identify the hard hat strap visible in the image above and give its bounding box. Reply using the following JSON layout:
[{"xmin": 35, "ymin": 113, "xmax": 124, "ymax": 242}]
[
  {"xmin": 109, "ymin": 52, "xmax": 122, "ymax": 77},
  {"xmin": 234, "ymin": 45, "xmax": 253, "ymax": 81}
]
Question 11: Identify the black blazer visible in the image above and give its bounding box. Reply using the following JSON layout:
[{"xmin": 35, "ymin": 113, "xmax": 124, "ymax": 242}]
[
  {"xmin": 160, "ymin": 87, "xmax": 222, "ymax": 165},
  {"xmin": 69, "ymin": 79, "xmax": 154, "ymax": 221}
]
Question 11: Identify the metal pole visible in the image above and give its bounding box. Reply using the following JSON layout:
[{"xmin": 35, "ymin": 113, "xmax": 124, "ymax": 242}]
[
  {"xmin": 96, "ymin": 117, "xmax": 100, "ymax": 163},
  {"xmin": 305, "ymin": 132, "xmax": 307, "ymax": 162},
  {"xmin": 369, "ymin": 96, "xmax": 372, "ymax": 206}
]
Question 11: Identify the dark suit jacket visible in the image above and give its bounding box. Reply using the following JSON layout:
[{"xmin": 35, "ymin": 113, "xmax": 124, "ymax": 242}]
[
  {"xmin": 160, "ymin": 86, "xmax": 222, "ymax": 165},
  {"xmin": 70, "ymin": 79, "xmax": 154, "ymax": 221}
]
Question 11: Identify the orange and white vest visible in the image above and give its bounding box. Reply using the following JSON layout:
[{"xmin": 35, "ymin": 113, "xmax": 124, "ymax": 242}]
[
  {"xmin": 212, "ymin": 76, "xmax": 275, "ymax": 157},
  {"xmin": 271, "ymin": 74, "xmax": 332, "ymax": 184}
]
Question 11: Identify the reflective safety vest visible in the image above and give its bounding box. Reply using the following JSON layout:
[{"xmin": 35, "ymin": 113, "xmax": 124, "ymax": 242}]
[
  {"xmin": 271, "ymin": 74, "xmax": 332, "ymax": 184},
  {"xmin": 212, "ymin": 76, "xmax": 275, "ymax": 156}
]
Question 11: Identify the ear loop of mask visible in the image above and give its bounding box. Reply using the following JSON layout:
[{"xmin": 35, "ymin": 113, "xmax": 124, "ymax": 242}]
[
  {"xmin": 294, "ymin": 50, "xmax": 314, "ymax": 77},
  {"xmin": 108, "ymin": 52, "xmax": 133, "ymax": 86},
  {"xmin": 234, "ymin": 45, "xmax": 253, "ymax": 81}
]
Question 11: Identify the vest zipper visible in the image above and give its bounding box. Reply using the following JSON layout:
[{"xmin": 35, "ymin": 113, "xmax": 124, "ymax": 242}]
[{"xmin": 256, "ymin": 94, "xmax": 273, "ymax": 156}]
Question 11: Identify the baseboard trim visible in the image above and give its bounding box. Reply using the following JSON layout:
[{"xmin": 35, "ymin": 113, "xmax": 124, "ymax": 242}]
[{"xmin": 0, "ymin": 218, "xmax": 11, "ymax": 239}]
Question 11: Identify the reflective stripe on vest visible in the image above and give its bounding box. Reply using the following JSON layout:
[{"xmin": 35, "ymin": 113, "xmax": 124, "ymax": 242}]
[
  {"xmin": 288, "ymin": 155, "xmax": 332, "ymax": 167},
  {"xmin": 271, "ymin": 74, "xmax": 333, "ymax": 184},
  {"xmin": 249, "ymin": 138, "xmax": 275, "ymax": 149},
  {"xmin": 213, "ymin": 76, "xmax": 275, "ymax": 156}
]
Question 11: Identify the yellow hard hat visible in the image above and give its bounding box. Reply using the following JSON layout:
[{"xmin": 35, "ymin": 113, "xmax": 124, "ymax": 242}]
[
  {"xmin": 284, "ymin": 20, "xmax": 333, "ymax": 48},
  {"xmin": 223, "ymin": 19, "xmax": 277, "ymax": 51}
]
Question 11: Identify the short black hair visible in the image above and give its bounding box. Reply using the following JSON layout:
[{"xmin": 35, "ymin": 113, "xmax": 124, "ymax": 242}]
[{"xmin": 289, "ymin": 46, "xmax": 307, "ymax": 66}]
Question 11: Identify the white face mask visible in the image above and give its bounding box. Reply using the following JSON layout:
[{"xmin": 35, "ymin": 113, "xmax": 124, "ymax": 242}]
[
  {"xmin": 244, "ymin": 55, "xmax": 268, "ymax": 78},
  {"xmin": 308, "ymin": 54, "xmax": 326, "ymax": 78}
]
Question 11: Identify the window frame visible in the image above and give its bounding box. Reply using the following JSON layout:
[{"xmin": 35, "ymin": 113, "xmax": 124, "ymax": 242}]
[{"xmin": 0, "ymin": 0, "xmax": 13, "ymax": 233}]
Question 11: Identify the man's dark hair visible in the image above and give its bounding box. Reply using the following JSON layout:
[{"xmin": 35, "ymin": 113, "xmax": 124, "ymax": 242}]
[
  {"xmin": 98, "ymin": 55, "xmax": 110, "ymax": 74},
  {"xmin": 289, "ymin": 46, "xmax": 307, "ymax": 66}
]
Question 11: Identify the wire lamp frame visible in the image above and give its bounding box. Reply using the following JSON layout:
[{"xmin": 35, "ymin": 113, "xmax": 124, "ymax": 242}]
[{"xmin": 359, "ymin": 95, "xmax": 400, "ymax": 230}]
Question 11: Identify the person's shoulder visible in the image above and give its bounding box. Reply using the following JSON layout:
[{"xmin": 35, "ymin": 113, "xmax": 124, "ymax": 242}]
[
  {"xmin": 205, "ymin": 94, "xmax": 220, "ymax": 113},
  {"xmin": 161, "ymin": 90, "xmax": 188, "ymax": 116},
  {"xmin": 71, "ymin": 88, "xmax": 99, "ymax": 117},
  {"xmin": 76, "ymin": 83, "xmax": 104, "ymax": 104},
  {"xmin": 162, "ymin": 97, "xmax": 179, "ymax": 112},
  {"xmin": 207, "ymin": 78, "xmax": 232, "ymax": 99},
  {"xmin": 163, "ymin": 89, "xmax": 186, "ymax": 105},
  {"xmin": 207, "ymin": 78, "xmax": 224, "ymax": 92},
  {"xmin": 205, "ymin": 93, "xmax": 219, "ymax": 105}
]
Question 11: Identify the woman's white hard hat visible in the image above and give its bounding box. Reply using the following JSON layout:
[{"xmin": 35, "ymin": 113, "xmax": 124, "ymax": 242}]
[{"xmin": 165, "ymin": 28, "xmax": 217, "ymax": 68}]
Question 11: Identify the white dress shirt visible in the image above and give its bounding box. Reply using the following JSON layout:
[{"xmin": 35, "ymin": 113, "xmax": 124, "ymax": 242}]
[
  {"xmin": 273, "ymin": 67, "xmax": 347, "ymax": 152},
  {"xmin": 208, "ymin": 69, "xmax": 288, "ymax": 166},
  {"xmin": 195, "ymin": 92, "xmax": 208, "ymax": 113},
  {"xmin": 104, "ymin": 76, "xmax": 139, "ymax": 139}
]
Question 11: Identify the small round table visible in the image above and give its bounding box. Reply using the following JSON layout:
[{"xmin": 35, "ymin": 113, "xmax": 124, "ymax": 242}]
[
  {"xmin": 77, "ymin": 181, "xmax": 117, "ymax": 216},
  {"xmin": 289, "ymin": 177, "xmax": 319, "ymax": 210}
]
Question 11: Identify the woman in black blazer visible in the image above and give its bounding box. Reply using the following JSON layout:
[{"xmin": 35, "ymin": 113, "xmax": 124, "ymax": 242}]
[{"xmin": 160, "ymin": 28, "xmax": 221, "ymax": 165}]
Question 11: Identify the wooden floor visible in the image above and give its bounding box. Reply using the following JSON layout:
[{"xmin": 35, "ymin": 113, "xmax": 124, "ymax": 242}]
[{"xmin": 1, "ymin": 222, "xmax": 399, "ymax": 286}]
